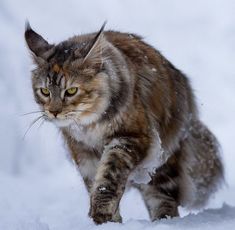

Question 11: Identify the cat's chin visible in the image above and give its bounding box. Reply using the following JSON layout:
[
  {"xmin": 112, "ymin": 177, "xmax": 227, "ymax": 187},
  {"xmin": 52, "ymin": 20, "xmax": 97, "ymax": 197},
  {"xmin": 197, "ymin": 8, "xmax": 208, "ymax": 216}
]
[{"xmin": 52, "ymin": 118, "xmax": 73, "ymax": 128}]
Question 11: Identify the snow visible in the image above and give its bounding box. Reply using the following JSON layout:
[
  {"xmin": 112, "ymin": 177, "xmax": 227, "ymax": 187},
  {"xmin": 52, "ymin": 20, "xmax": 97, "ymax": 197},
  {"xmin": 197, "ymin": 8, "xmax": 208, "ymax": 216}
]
[
  {"xmin": 0, "ymin": 0, "xmax": 235, "ymax": 229},
  {"xmin": 129, "ymin": 130, "xmax": 163, "ymax": 184}
]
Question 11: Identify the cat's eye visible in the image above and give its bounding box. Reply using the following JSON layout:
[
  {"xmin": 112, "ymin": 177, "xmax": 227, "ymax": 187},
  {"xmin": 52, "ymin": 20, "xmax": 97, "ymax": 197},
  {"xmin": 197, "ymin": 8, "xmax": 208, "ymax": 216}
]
[
  {"xmin": 40, "ymin": 88, "xmax": 50, "ymax": 97},
  {"xmin": 65, "ymin": 87, "xmax": 78, "ymax": 96}
]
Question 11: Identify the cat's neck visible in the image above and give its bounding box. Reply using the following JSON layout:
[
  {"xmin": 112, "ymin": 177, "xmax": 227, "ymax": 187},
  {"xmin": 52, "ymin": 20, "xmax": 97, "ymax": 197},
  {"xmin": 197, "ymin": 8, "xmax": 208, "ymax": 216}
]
[{"xmin": 62, "ymin": 121, "xmax": 108, "ymax": 151}]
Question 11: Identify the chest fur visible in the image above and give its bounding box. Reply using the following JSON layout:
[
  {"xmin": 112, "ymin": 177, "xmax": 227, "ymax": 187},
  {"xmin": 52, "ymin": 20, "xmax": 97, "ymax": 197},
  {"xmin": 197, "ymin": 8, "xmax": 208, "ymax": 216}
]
[{"xmin": 67, "ymin": 123, "xmax": 107, "ymax": 151}]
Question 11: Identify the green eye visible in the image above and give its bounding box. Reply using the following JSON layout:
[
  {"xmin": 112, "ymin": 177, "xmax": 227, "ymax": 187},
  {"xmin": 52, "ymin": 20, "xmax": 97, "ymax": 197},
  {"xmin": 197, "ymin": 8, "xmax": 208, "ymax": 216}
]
[
  {"xmin": 41, "ymin": 88, "xmax": 50, "ymax": 96},
  {"xmin": 66, "ymin": 87, "xmax": 78, "ymax": 96}
]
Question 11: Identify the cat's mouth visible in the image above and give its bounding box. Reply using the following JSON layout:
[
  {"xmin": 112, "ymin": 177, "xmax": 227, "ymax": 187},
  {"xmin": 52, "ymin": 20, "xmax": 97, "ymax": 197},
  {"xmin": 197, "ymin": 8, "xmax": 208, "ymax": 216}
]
[
  {"xmin": 51, "ymin": 117, "xmax": 74, "ymax": 127},
  {"xmin": 44, "ymin": 109, "xmax": 101, "ymax": 127},
  {"xmin": 44, "ymin": 112, "xmax": 75, "ymax": 127}
]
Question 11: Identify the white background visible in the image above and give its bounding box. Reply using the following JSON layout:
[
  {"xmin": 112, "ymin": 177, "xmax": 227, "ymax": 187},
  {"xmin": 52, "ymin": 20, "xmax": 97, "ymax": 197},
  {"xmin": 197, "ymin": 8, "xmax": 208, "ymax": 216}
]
[{"xmin": 0, "ymin": 0, "xmax": 234, "ymax": 229}]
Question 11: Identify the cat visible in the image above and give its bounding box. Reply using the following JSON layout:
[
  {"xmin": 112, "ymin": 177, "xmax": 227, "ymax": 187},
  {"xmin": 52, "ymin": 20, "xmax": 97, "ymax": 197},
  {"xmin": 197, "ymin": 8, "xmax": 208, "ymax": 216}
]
[{"xmin": 25, "ymin": 22, "xmax": 224, "ymax": 224}]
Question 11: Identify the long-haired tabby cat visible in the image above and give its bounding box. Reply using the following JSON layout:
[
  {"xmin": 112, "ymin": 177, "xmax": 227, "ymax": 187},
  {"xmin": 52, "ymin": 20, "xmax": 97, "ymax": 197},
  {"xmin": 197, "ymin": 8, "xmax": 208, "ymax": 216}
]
[{"xmin": 25, "ymin": 22, "xmax": 224, "ymax": 224}]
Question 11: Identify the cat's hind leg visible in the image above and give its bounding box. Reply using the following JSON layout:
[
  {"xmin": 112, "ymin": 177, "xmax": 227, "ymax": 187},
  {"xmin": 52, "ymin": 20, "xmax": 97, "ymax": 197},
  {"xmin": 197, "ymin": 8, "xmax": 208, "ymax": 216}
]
[
  {"xmin": 137, "ymin": 183, "xmax": 179, "ymax": 221},
  {"xmin": 136, "ymin": 153, "xmax": 181, "ymax": 221}
]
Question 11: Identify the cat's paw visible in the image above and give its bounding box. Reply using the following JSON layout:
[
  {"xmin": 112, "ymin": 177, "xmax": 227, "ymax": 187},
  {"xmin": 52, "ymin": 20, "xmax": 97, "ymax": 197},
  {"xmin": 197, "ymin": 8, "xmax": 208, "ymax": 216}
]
[
  {"xmin": 89, "ymin": 206, "xmax": 122, "ymax": 224},
  {"xmin": 89, "ymin": 188, "xmax": 122, "ymax": 224},
  {"xmin": 89, "ymin": 205, "xmax": 113, "ymax": 224}
]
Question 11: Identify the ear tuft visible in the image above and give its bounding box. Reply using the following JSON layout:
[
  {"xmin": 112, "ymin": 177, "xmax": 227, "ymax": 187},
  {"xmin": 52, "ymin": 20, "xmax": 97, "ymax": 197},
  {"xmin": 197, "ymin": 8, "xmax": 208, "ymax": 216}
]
[
  {"xmin": 24, "ymin": 21, "xmax": 54, "ymax": 60},
  {"xmin": 25, "ymin": 20, "xmax": 31, "ymax": 32}
]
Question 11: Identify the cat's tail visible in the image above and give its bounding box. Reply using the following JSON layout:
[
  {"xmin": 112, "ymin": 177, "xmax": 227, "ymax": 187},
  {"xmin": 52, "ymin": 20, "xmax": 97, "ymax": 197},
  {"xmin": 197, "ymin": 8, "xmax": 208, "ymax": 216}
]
[{"xmin": 179, "ymin": 119, "xmax": 224, "ymax": 209}]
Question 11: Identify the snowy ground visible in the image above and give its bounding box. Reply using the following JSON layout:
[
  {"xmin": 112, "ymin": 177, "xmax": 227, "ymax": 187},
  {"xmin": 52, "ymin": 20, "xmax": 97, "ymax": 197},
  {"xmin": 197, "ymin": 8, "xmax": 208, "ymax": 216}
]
[{"xmin": 0, "ymin": 0, "xmax": 235, "ymax": 229}]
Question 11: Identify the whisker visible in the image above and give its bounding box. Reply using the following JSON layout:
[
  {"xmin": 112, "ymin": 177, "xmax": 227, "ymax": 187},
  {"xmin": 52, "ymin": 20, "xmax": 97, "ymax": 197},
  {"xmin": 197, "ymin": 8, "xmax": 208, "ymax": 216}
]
[
  {"xmin": 20, "ymin": 111, "xmax": 44, "ymax": 116},
  {"xmin": 38, "ymin": 119, "xmax": 46, "ymax": 130},
  {"xmin": 22, "ymin": 115, "xmax": 45, "ymax": 140},
  {"xmin": 72, "ymin": 118, "xmax": 80, "ymax": 129}
]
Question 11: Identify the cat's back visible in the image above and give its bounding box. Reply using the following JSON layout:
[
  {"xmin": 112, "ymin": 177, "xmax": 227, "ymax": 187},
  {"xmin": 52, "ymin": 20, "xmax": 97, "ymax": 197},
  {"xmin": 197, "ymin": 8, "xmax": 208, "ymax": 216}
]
[
  {"xmin": 104, "ymin": 31, "xmax": 197, "ymax": 150},
  {"xmin": 104, "ymin": 31, "xmax": 164, "ymax": 67}
]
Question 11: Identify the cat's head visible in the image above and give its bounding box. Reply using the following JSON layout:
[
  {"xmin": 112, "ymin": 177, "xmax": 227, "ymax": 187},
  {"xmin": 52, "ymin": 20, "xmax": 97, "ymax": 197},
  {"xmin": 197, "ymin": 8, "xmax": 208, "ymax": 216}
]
[{"xmin": 25, "ymin": 22, "xmax": 113, "ymax": 127}]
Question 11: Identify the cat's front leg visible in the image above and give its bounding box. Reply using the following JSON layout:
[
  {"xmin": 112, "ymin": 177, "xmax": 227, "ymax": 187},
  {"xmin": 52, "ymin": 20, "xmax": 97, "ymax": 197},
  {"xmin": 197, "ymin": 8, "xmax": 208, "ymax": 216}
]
[{"xmin": 89, "ymin": 137, "xmax": 148, "ymax": 224}]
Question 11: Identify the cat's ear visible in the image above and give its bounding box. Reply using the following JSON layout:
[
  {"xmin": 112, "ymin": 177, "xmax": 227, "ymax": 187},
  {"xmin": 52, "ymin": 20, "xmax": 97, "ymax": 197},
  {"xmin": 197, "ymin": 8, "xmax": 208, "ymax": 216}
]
[
  {"xmin": 83, "ymin": 22, "xmax": 107, "ymax": 64},
  {"xmin": 74, "ymin": 22, "xmax": 107, "ymax": 68},
  {"xmin": 24, "ymin": 21, "xmax": 54, "ymax": 64}
]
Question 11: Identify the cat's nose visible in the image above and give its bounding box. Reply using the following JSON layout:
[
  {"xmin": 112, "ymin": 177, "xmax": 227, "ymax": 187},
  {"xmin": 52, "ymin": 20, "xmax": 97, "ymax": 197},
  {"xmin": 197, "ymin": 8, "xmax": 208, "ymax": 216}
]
[{"xmin": 49, "ymin": 110, "xmax": 61, "ymax": 117}]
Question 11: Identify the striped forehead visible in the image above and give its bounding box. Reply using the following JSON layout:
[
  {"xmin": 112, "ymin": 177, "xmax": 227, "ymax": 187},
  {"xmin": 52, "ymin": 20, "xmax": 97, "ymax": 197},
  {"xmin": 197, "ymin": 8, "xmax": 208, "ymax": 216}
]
[{"xmin": 46, "ymin": 65, "xmax": 66, "ymax": 88}]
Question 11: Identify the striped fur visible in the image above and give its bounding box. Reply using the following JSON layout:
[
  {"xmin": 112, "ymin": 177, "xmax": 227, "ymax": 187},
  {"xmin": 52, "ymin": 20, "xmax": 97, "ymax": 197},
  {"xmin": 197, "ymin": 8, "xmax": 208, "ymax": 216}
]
[{"xmin": 25, "ymin": 24, "xmax": 224, "ymax": 224}]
